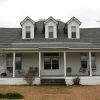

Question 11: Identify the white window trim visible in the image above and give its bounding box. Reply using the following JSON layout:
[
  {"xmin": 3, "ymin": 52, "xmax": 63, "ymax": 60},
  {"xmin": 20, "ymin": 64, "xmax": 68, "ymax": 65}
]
[{"xmin": 43, "ymin": 55, "xmax": 60, "ymax": 70}]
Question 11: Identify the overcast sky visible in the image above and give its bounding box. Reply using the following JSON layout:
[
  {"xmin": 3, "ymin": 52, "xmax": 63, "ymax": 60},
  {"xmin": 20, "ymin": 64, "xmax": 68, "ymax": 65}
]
[{"xmin": 0, "ymin": 0, "xmax": 100, "ymax": 28}]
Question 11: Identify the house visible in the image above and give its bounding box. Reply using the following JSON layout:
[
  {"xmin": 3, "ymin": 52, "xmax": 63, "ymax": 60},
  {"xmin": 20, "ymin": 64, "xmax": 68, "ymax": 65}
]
[{"xmin": 0, "ymin": 16, "xmax": 100, "ymax": 85}]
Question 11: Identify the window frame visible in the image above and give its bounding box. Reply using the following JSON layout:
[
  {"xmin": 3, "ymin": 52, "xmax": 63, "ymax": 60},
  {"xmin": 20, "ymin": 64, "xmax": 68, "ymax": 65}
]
[
  {"xmin": 48, "ymin": 26, "xmax": 54, "ymax": 39},
  {"xmin": 6, "ymin": 53, "xmax": 22, "ymax": 72},
  {"xmin": 91, "ymin": 52, "xmax": 96, "ymax": 70},
  {"xmin": 71, "ymin": 26, "xmax": 77, "ymax": 39},
  {"xmin": 80, "ymin": 53, "xmax": 88, "ymax": 69},
  {"xmin": 25, "ymin": 26, "xmax": 31, "ymax": 39},
  {"xmin": 44, "ymin": 53, "xmax": 59, "ymax": 70},
  {"xmin": 15, "ymin": 54, "xmax": 22, "ymax": 70}
]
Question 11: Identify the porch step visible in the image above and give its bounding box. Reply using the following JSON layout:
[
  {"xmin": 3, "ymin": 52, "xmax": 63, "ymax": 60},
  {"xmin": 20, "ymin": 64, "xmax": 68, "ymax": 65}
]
[{"xmin": 41, "ymin": 79, "xmax": 66, "ymax": 85}]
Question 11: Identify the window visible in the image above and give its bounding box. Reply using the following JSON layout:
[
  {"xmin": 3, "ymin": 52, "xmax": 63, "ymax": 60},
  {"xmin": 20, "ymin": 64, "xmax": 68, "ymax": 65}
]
[
  {"xmin": 6, "ymin": 54, "xmax": 13, "ymax": 73},
  {"xmin": 26, "ymin": 26, "xmax": 31, "ymax": 38},
  {"xmin": 44, "ymin": 57, "xmax": 51, "ymax": 69},
  {"xmin": 48, "ymin": 26, "xmax": 54, "ymax": 38},
  {"xmin": 44, "ymin": 53, "xmax": 59, "ymax": 70},
  {"xmin": 91, "ymin": 53, "xmax": 96, "ymax": 70},
  {"xmin": 15, "ymin": 54, "xmax": 22, "ymax": 70},
  {"xmin": 71, "ymin": 26, "xmax": 76, "ymax": 38},
  {"xmin": 6, "ymin": 54, "xmax": 22, "ymax": 73},
  {"xmin": 80, "ymin": 53, "xmax": 87, "ymax": 68}
]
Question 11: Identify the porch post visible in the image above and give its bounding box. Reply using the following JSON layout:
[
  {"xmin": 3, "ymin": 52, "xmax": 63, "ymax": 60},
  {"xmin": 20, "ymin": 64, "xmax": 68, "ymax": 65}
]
[
  {"xmin": 89, "ymin": 51, "xmax": 92, "ymax": 76},
  {"xmin": 13, "ymin": 52, "xmax": 16, "ymax": 78},
  {"xmin": 64, "ymin": 51, "xmax": 66, "ymax": 77},
  {"xmin": 39, "ymin": 52, "xmax": 41, "ymax": 77}
]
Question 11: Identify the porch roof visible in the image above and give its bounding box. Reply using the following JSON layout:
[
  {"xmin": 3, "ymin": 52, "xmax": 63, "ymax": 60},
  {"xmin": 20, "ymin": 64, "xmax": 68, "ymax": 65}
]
[{"xmin": 0, "ymin": 42, "xmax": 100, "ymax": 49}]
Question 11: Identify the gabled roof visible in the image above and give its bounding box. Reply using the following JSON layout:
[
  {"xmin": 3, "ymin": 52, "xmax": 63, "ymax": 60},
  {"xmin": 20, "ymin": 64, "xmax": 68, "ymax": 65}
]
[
  {"xmin": 44, "ymin": 16, "xmax": 58, "ymax": 24},
  {"xmin": 67, "ymin": 16, "xmax": 81, "ymax": 25},
  {"xmin": 20, "ymin": 16, "xmax": 35, "ymax": 26}
]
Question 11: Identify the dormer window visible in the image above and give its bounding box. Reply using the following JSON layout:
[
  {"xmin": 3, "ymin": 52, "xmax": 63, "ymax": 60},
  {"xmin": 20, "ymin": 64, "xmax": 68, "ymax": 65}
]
[
  {"xmin": 71, "ymin": 26, "xmax": 76, "ymax": 38},
  {"xmin": 20, "ymin": 16, "xmax": 35, "ymax": 39},
  {"xmin": 26, "ymin": 26, "xmax": 31, "ymax": 38},
  {"xmin": 48, "ymin": 26, "xmax": 54, "ymax": 38},
  {"xmin": 44, "ymin": 16, "xmax": 58, "ymax": 39},
  {"xmin": 67, "ymin": 17, "xmax": 81, "ymax": 39}
]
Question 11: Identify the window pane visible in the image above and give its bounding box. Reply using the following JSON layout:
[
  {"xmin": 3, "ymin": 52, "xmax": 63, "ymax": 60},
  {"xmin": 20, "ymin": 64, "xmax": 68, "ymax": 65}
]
[
  {"xmin": 71, "ymin": 26, "xmax": 76, "ymax": 32},
  {"xmin": 81, "ymin": 61, "xmax": 87, "ymax": 68},
  {"xmin": 71, "ymin": 26, "xmax": 76, "ymax": 38},
  {"xmin": 72, "ymin": 32, "xmax": 76, "ymax": 38},
  {"xmin": 52, "ymin": 64, "xmax": 59, "ymax": 69},
  {"xmin": 44, "ymin": 57, "xmax": 51, "ymax": 63},
  {"xmin": 48, "ymin": 26, "xmax": 54, "ymax": 38},
  {"xmin": 26, "ymin": 32, "xmax": 30, "ymax": 38},
  {"xmin": 26, "ymin": 26, "xmax": 30, "ymax": 31},
  {"xmin": 16, "ymin": 54, "xmax": 22, "ymax": 70},
  {"xmin": 81, "ymin": 53, "xmax": 87, "ymax": 61},
  {"xmin": 44, "ymin": 57, "xmax": 51, "ymax": 69},
  {"xmin": 44, "ymin": 64, "xmax": 51, "ymax": 69},
  {"xmin": 49, "ymin": 26, "xmax": 53, "ymax": 32},
  {"xmin": 6, "ymin": 54, "xmax": 13, "ymax": 67},
  {"xmin": 49, "ymin": 32, "xmax": 53, "ymax": 38},
  {"xmin": 81, "ymin": 53, "xmax": 87, "ymax": 68},
  {"xmin": 52, "ymin": 57, "xmax": 59, "ymax": 69},
  {"xmin": 91, "ymin": 53, "xmax": 96, "ymax": 70},
  {"xmin": 26, "ymin": 26, "xmax": 31, "ymax": 38}
]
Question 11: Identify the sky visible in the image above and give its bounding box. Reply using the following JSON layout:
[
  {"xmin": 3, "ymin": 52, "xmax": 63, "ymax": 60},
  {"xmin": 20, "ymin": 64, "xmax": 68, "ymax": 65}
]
[{"xmin": 0, "ymin": 0, "xmax": 100, "ymax": 28}]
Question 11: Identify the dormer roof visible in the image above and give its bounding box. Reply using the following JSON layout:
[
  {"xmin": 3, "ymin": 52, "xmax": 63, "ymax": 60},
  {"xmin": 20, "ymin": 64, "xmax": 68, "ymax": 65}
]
[
  {"xmin": 67, "ymin": 16, "xmax": 81, "ymax": 25},
  {"xmin": 20, "ymin": 16, "xmax": 35, "ymax": 26},
  {"xmin": 44, "ymin": 16, "xmax": 58, "ymax": 24}
]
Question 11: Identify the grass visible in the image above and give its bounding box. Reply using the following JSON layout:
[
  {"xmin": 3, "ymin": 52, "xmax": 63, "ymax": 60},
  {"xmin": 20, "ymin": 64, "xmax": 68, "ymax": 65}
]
[{"xmin": 0, "ymin": 85, "xmax": 100, "ymax": 100}]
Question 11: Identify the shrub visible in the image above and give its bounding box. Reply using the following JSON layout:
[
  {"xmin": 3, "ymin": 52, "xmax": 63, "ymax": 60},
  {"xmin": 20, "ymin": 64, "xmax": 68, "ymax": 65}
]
[
  {"xmin": 0, "ymin": 93, "xmax": 5, "ymax": 98},
  {"xmin": 25, "ymin": 67, "xmax": 35, "ymax": 85},
  {"xmin": 5, "ymin": 92, "xmax": 23, "ymax": 99},
  {"xmin": 0, "ymin": 92, "xmax": 23, "ymax": 99},
  {"xmin": 73, "ymin": 77, "xmax": 80, "ymax": 85}
]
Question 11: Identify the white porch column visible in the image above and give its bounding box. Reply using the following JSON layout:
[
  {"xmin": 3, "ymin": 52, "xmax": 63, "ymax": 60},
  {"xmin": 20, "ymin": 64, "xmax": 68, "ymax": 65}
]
[
  {"xmin": 13, "ymin": 52, "xmax": 16, "ymax": 78},
  {"xmin": 64, "ymin": 52, "xmax": 66, "ymax": 77},
  {"xmin": 39, "ymin": 52, "xmax": 41, "ymax": 77},
  {"xmin": 89, "ymin": 51, "xmax": 92, "ymax": 76}
]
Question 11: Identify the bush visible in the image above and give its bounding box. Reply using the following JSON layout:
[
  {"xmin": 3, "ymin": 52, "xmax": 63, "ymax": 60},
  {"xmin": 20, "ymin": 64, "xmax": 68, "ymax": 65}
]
[
  {"xmin": 0, "ymin": 93, "xmax": 5, "ymax": 98},
  {"xmin": 5, "ymin": 92, "xmax": 23, "ymax": 99},
  {"xmin": 25, "ymin": 67, "xmax": 35, "ymax": 85},
  {"xmin": 0, "ymin": 92, "xmax": 23, "ymax": 99},
  {"xmin": 73, "ymin": 77, "xmax": 80, "ymax": 85}
]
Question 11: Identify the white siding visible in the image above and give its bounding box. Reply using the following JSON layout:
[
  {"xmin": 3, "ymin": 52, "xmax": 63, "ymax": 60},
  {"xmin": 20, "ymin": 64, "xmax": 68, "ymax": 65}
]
[
  {"xmin": 45, "ymin": 20, "xmax": 57, "ymax": 39},
  {"xmin": 66, "ymin": 52, "xmax": 89, "ymax": 75},
  {"xmin": 22, "ymin": 53, "xmax": 39, "ymax": 74}
]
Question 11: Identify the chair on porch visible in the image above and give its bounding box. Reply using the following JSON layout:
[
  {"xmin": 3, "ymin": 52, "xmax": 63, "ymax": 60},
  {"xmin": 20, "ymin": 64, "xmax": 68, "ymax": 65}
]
[
  {"xmin": 0, "ymin": 68, "xmax": 12, "ymax": 77},
  {"xmin": 79, "ymin": 67, "xmax": 87, "ymax": 73},
  {"xmin": 15, "ymin": 69, "xmax": 25, "ymax": 77}
]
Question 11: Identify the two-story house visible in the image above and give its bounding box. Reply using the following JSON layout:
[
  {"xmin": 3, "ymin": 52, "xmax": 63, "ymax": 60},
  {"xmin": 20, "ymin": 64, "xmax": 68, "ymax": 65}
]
[{"xmin": 0, "ymin": 16, "xmax": 100, "ymax": 85}]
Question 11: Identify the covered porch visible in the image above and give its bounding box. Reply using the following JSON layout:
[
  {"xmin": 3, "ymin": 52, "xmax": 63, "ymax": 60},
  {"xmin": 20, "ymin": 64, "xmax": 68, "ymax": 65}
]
[{"xmin": 0, "ymin": 49, "xmax": 99, "ymax": 78}]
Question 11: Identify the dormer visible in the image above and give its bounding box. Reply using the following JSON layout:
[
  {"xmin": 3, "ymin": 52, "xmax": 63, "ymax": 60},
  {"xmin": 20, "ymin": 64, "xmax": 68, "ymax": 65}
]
[
  {"xmin": 67, "ymin": 17, "xmax": 81, "ymax": 39},
  {"xmin": 20, "ymin": 16, "xmax": 35, "ymax": 39},
  {"xmin": 44, "ymin": 16, "xmax": 58, "ymax": 39}
]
